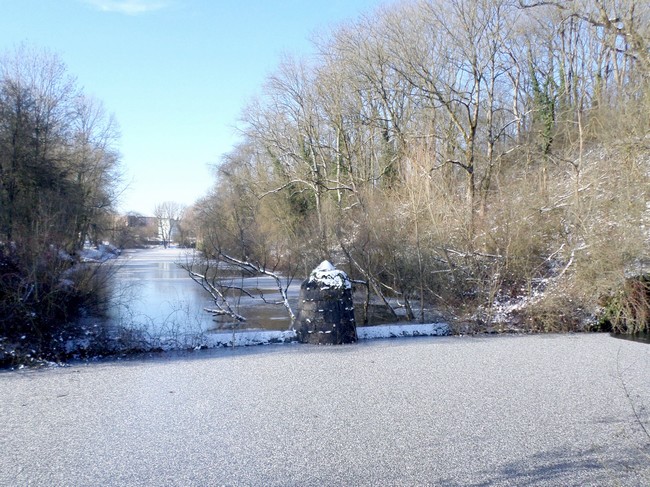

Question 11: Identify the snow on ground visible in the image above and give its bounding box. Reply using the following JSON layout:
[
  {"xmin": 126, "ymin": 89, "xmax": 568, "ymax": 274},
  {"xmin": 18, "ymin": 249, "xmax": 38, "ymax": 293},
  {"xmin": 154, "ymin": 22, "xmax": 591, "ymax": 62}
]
[
  {"xmin": 79, "ymin": 243, "xmax": 121, "ymax": 262},
  {"xmin": 356, "ymin": 322, "xmax": 449, "ymax": 339},
  {"xmin": 59, "ymin": 322, "xmax": 450, "ymax": 362},
  {"xmin": 201, "ymin": 329, "xmax": 298, "ymax": 348},
  {"xmin": 159, "ymin": 322, "xmax": 451, "ymax": 350}
]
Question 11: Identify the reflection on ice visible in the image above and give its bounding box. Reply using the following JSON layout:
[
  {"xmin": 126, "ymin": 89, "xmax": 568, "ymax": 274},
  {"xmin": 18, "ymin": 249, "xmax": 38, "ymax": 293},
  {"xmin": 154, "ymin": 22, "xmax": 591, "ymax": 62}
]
[{"xmin": 109, "ymin": 247, "xmax": 297, "ymax": 338}]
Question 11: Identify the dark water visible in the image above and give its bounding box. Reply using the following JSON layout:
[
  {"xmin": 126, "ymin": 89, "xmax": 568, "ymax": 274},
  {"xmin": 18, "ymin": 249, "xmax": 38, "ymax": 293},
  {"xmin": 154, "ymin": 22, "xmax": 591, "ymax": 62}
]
[{"xmin": 610, "ymin": 332, "xmax": 650, "ymax": 344}]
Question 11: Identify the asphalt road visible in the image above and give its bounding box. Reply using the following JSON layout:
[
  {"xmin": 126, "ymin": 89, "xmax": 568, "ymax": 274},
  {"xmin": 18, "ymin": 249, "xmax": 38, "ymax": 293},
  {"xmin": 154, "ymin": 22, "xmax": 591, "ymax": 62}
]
[{"xmin": 1, "ymin": 334, "xmax": 649, "ymax": 486}]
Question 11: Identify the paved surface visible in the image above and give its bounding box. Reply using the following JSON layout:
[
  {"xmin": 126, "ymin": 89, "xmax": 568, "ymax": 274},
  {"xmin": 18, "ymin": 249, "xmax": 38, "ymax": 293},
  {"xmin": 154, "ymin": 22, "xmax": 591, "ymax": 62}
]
[{"xmin": 1, "ymin": 334, "xmax": 649, "ymax": 486}]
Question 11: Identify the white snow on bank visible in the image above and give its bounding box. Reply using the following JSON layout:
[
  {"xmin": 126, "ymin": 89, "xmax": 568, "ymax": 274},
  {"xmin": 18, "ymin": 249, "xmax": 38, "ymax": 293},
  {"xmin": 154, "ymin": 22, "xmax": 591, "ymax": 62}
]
[
  {"xmin": 173, "ymin": 322, "xmax": 450, "ymax": 349},
  {"xmin": 308, "ymin": 260, "xmax": 352, "ymax": 290},
  {"xmin": 202, "ymin": 329, "xmax": 298, "ymax": 348},
  {"xmin": 79, "ymin": 244, "xmax": 121, "ymax": 263},
  {"xmin": 61, "ymin": 323, "xmax": 451, "ymax": 359},
  {"xmin": 356, "ymin": 323, "xmax": 450, "ymax": 339}
]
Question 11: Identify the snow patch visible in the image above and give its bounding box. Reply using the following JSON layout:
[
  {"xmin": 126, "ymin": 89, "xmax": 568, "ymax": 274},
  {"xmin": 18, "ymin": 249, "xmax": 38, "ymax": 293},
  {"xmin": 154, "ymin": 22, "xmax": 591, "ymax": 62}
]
[
  {"xmin": 308, "ymin": 260, "xmax": 352, "ymax": 290},
  {"xmin": 80, "ymin": 244, "xmax": 121, "ymax": 263},
  {"xmin": 200, "ymin": 329, "xmax": 297, "ymax": 348},
  {"xmin": 203, "ymin": 323, "xmax": 449, "ymax": 347},
  {"xmin": 51, "ymin": 323, "xmax": 452, "ymax": 362},
  {"xmin": 139, "ymin": 323, "xmax": 450, "ymax": 350},
  {"xmin": 314, "ymin": 260, "xmax": 336, "ymax": 272},
  {"xmin": 356, "ymin": 323, "xmax": 450, "ymax": 339}
]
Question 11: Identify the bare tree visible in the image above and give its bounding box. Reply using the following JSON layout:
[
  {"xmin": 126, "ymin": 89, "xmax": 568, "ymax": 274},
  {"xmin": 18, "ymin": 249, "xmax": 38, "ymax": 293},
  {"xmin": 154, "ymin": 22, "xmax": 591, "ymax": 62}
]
[
  {"xmin": 519, "ymin": 0, "xmax": 650, "ymax": 74},
  {"xmin": 0, "ymin": 45, "xmax": 123, "ymax": 361},
  {"xmin": 192, "ymin": 0, "xmax": 649, "ymax": 333},
  {"xmin": 153, "ymin": 201, "xmax": 184, "ymax": 248}
]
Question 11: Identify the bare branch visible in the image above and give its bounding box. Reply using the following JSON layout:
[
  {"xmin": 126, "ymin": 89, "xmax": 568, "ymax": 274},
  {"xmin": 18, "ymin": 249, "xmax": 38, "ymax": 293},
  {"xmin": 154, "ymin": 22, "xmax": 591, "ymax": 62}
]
[
  {"xmin": 186, "ymin": 270, "xmax": 248, "ymax": 323},
  {"xmin": 256, "ymin": 179, "xmax": 313, "ymax": 200},
  {"xmin": 218, "ymin": 252, "xmax": 297, "ymax": 322}
]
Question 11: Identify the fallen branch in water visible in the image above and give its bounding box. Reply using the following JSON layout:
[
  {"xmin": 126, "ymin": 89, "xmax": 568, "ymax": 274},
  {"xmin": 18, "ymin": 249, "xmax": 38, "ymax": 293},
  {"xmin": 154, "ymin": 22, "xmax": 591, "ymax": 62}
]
[
  {"xmin": 186, "ymin": 269, "xmax": 248, "ymax": 323},
  {"xmin": 180, "ymin": 248, "xmax": 296, "ymax": 326},
  {"xmin": 217, "ymin": 253, "xmax": 296, "ymax": 323}
]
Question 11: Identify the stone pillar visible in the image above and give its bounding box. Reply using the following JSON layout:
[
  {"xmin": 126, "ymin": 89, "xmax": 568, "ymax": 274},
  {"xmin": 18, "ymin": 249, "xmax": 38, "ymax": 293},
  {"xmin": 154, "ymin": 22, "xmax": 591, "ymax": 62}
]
[{"xmin": 295, "ymin": 261, "xmax": 357, "ymax": 344}]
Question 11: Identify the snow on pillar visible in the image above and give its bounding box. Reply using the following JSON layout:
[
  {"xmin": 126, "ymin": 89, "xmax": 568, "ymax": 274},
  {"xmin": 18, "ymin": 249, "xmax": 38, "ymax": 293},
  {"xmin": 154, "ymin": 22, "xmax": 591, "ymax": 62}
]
[{"xmin": 295, "ymin": 260, "xmax": 357, "ymax": 344}]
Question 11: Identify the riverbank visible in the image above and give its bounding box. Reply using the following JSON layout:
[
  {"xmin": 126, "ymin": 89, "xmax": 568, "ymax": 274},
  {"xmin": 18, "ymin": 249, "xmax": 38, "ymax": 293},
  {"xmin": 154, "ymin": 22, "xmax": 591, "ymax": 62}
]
[
  {"xmin": 122, "ymin": 322, "xmax": 451, "ymax": 350},
  {"xmin": 2, "ymin": 245, "xmax": 643, "ymax": 367},
  {"xmin": 1, "ymin": 333, "xmax": 648, "ymax": 486}
]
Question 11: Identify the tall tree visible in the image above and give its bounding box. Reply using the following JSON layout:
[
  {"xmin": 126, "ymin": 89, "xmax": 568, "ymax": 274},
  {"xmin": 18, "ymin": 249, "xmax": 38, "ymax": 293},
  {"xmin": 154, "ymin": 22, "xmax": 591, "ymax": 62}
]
[{"xmin": 154, "ymin": 201, "xmax": 184, "ymax": 248}]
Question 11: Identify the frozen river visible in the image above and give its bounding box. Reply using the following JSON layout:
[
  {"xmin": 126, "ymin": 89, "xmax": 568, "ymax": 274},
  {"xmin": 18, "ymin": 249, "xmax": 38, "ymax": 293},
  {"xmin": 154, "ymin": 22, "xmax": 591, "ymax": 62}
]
[
  {"xmin": 1, "ymin": 333, "xmax": 649, "ymax": 485},
  {"xmin": 109, "ymin": 247, "xmax": 299, "ymax": 338}
]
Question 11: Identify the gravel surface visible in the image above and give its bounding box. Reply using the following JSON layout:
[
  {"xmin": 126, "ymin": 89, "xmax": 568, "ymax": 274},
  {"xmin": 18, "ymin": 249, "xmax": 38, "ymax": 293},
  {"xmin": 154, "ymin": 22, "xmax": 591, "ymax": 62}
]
[{"xmin": 1, "ymin": 333, "xmax": 649, "ymax": 486}]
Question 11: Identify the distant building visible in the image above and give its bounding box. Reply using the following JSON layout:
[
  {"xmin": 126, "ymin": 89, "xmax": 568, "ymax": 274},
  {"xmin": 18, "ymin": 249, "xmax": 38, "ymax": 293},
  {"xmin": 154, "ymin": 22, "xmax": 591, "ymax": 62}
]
[
  {"xmin": 126, "ymin": 214, "xmax": 157, "ymax": 229},
  {"xmin": 123, "ymin": 213, "xmax": 186, "ymax": 247},
  {"xmin": 125, "ymin": 214, "xmax": 159, "ymax": 245}
]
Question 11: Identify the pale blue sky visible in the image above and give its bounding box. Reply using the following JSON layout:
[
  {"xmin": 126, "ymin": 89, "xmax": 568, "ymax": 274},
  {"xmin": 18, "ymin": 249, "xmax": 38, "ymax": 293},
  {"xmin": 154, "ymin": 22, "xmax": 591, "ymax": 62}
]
[{"xmin": 0, "ymin": 0, "xmax": 384, "ymax": 215}]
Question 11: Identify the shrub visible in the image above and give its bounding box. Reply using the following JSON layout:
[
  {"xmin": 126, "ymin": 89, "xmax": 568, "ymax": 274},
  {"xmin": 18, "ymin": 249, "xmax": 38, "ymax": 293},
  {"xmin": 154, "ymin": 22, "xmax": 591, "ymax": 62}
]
[{"xmin": 599, "ymin": 275, "xmax": 650, "ymax": 334}]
